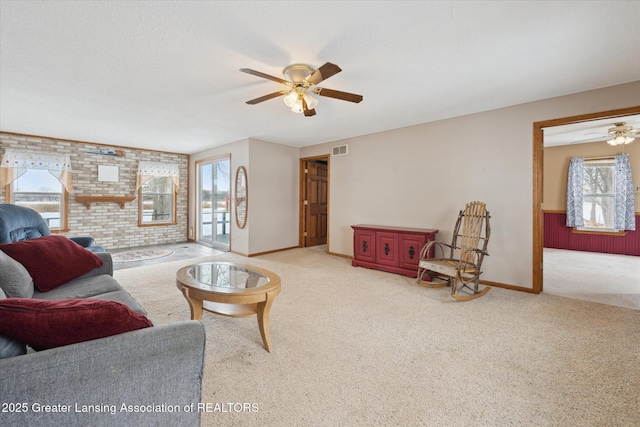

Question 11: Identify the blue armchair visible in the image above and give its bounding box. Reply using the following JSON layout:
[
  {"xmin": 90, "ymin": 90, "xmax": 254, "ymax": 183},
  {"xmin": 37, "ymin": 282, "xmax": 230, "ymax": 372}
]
[{"xmin": 0, "ymin": 204, "xmax": 105, "ymax": 252}]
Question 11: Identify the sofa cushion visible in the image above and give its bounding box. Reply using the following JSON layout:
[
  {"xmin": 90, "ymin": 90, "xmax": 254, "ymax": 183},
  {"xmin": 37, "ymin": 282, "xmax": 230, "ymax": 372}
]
[
  {"xmin": 33, "ymin": 274, "xmax": 148, "ymax": 317},
  {"xmin": 76, "ymin": 252, "xmax": 114, "ymax": 278},
  {"xmin": 0, "ymin": 235, "xmax": 103, "ymax": 292},
  {"xmin": 0, "ymin": 298, "xmax": 153, "ymax": 351},
  {"xmin": 33, "ymin": 274, "xmax": 123, "ymax": 300},
  {"xmin": 0, "ymin": 249, "xmax": 34, "ymax": 298},
  {"xmin": 0, "ymin": 288, "xmax": 27, "ymax": 359},
  {"xmin": 89, "ymin": 290, "xmax": 148, "ymax": 317}
]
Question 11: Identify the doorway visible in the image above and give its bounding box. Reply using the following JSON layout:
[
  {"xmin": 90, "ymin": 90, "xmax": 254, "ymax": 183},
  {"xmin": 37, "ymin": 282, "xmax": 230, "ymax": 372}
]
[
  {"xmin": 532, "ymin": 106, "xmax": 640, "ymax": 294},
  {"xmin": 300, "ymin": 156, "xmax": 329, "ymax": 247},
  {"xmin": 196, "ymin": 155, "xmax": 231, "ymax": 251}
]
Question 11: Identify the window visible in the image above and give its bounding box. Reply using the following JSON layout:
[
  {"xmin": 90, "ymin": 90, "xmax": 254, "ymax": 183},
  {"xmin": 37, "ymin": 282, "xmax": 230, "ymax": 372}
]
[
  {"xmin": 139, "ymin": 176, "xmax": 176, "ymax": 225},
  {"xmin": 567, "ymin": 154, "xmax": 635, "ymax": 233},
  {"xmin": 136, "ymin": 161, "xmax": 179, "ymax": 226},
  {"xmin": 580, "ymin": 160, "xmax": 615, "ymax": 231},
  {"xmin": 10, "ymin": 169, "xmax": 68, "ymax": 231},
  {"xmin": 196, "ymin": 156, "xmax": 230, "ymax": 250},
  {"xmin": 1, "ymin": 150, "xmax": 73, "ymax": 231}
]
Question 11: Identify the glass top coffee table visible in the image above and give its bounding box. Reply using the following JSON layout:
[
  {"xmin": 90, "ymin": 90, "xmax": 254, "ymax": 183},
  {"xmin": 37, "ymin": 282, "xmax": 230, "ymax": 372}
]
[{"xmin": 176, "ymin": 262, "xmax": 281, "ymax": 352}]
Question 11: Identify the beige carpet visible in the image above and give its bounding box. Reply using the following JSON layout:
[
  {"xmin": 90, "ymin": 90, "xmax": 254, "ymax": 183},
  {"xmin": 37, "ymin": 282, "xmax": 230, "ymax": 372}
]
[
  {"xmin": 115, "ymin": 246, "xmax": 640, "ymax": 427},
  {"xmin": 543, "ymin": 248, "xmax": 640, "ymax": 310}
]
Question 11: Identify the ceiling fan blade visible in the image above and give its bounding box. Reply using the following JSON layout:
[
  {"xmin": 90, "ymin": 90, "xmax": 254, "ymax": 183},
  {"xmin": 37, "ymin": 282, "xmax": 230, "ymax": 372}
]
[
  {"xmin": 306, "ymin": 62, "xmax": 342, "ymax": 85},
  {"xmin": 246, "ymin": 90, "xmax": 289, "ymax": 105},
  {"xmin": 569, "ymin": 136, "xmax": 607, "ymax": 144},
  {"xmin": 240, "ymin": 68, "xmax": 290, "ymax": 85},
  {"xmin": 571, "ymin": 130, "xmax": 639, "ymax": 144},
  {"xmin": 303, "ymin": 98, "xmax": 316, "ymax": 117},
  {"xmin": 315, "ymin": 88, "xmax": 363, "ymax": 103}
]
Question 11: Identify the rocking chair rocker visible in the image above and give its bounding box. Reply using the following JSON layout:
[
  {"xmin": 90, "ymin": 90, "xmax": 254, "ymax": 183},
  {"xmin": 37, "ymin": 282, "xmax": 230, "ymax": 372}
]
[{"xmin": 417, "ymin": 201, "xmax": 491, "ymax": 301}]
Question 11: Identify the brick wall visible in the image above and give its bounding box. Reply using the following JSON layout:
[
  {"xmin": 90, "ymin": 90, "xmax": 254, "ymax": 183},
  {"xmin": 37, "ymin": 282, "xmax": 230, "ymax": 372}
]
[{"xmin": 0, "ymin": 133, "xmax": 188, "ymax": 250}]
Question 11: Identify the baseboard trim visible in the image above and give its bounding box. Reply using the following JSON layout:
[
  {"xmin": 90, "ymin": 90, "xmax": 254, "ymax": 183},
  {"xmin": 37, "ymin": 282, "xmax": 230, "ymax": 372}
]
[
  {"xmin": 326, "ymin": 252, "xmax": 535, "ymax": 293},
  {"xmin": 481, "ymin": 280, "xmax": 538, "ymax": 294},
  {"xmin": 327, "ymin": 251, "xmax": 352, "ymax": 259},
  {"xmin": 248, "ymin": 246, "xmax": 300, "ymax": 257},
  {"xmin": 229, "ymin": 250, "xmax": 248, "ymax": 257}
]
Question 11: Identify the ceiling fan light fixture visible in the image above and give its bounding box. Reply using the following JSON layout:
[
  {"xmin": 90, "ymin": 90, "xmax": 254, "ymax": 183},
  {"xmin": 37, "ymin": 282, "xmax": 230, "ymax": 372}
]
[
  {"xmin": 241, "ymin": 62, "xmax": 362, "ymax": 116},
  {"xmin": 606, "ymin": 122, "xmax": 636, "ymax": 146},
  {"xmin": 291, "ymin": 97, "xmax": 304, "ymax": 114},
  {"xmin": 607, "ymin": 133, "xmax": 634, "ymax": 146},
  {"xmin": 303, "ymin": 93, "xmax": 318, "ymax": 110},
  {"xmin": 283, "ymin": 90, "xmax": 298, "ymax": 108}
]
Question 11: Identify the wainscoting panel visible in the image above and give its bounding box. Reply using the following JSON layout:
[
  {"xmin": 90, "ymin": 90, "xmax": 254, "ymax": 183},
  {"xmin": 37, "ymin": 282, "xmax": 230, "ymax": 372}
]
[{"xmin": 544, "ymin": 212, "xmax": 640, "ymax": 256}]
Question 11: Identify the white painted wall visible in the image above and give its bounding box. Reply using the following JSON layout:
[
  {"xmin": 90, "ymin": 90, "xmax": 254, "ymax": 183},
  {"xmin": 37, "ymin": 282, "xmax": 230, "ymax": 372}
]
[
  {"xmin": 247, "ymin": 139, "xmax": 299, "ymax": 254},
  {"xmin": 301, "ymin": 81, "xmax": 640, "ymax": 290}
]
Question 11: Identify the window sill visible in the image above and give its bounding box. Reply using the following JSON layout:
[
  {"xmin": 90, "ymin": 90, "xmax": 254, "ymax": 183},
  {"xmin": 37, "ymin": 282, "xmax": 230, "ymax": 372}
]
[
  {"xmin": 138, "ymin": 222, "xmax": 177, "ymax": 228},
  {"xmin": 571, "ymin": 227, "xmax": 627, "ymax": 237}
]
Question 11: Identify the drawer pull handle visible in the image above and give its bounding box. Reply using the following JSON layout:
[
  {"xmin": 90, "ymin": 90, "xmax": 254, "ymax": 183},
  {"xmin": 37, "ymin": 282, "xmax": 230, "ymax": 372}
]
[{"xmin": 384, "ymin": 243, "xmax": 390, "ymax": 255}]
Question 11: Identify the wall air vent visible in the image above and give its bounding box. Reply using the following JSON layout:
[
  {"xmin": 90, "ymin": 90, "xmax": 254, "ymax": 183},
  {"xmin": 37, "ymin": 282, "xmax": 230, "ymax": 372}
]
[{"xmin": 332, "ymin": 145, "xmax": 348, "ymax": 156}]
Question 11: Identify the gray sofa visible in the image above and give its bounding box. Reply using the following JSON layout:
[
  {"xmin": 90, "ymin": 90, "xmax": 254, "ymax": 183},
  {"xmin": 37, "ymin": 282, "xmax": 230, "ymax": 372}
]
[{"xmin": 0, "ymin": 250, "xmax": 206, "ymax": 426}]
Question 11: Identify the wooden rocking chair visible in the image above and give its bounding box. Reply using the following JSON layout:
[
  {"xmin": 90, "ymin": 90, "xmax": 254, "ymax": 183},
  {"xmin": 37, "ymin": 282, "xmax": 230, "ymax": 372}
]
[{"xmin": 417, "ymin": 201, "xmax": 491, "ymax": 301}]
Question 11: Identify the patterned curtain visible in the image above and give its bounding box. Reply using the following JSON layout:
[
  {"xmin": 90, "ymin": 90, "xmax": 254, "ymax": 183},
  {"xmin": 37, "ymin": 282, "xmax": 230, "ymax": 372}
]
[
  {"xmin": 0, "ymin": 150, "xmax": 74, "ymax": 194},
  {"xmin": 135, "ymin": 161, "xmax": 180, "ymax": 194},
  {"xmin": 566, "ymin": 157, "xmax": 584, "ymax": 227},
  {"xmin": 614, "ymin": 153, "xmax": 635, "ymax": 231}
]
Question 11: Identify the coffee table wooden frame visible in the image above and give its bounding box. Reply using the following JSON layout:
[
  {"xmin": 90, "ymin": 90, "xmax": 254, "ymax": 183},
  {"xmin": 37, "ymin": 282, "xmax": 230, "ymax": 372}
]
[{"xmin": 176, "ymin": 262, "xmax": 281, "ymax": 352}]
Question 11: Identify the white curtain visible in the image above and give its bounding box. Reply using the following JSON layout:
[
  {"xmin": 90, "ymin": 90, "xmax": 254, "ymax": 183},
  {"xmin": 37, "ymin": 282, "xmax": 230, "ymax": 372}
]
[
  {"xmin": 614, "ymin": 153, "xmax": 635, "ymax": 231},
  {"xmin": 135, "ymin": 161, "xmax": 180, "ymax": 194},
  {"xmin": 566, "ymin": 156, "xmax": 584, "ymax": 227},
  {"xmin": 0, "ymin": 150, "xmax": 74, "ymax": 194}
]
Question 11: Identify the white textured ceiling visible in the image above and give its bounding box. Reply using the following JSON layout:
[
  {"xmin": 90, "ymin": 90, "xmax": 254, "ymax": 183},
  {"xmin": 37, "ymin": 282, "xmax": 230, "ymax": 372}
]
[{"xmin": 1, "ymin": 1, "xmax": 639, "ymax": 154}]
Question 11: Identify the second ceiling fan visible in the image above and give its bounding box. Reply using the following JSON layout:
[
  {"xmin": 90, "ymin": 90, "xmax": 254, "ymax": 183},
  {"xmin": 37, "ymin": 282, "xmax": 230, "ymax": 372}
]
[{"xmin": 240, "ymin": 62, "xmax": 363, "ymax": 116}]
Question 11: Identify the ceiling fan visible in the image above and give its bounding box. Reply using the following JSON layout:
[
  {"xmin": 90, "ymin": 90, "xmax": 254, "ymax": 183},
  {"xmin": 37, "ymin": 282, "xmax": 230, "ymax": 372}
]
[
  {"xmin": 240, "ymin": 62, "xmax": 363, "ymax": 117},
  {"xmin": 574, "ymin": 122, "xmax": 639, "ymax": 146}
]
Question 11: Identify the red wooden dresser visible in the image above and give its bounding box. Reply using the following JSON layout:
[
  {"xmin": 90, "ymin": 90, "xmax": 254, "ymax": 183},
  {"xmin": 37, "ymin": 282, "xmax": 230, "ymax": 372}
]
[{"xmin": 351, "ymin": 225, "xmax": 438, "ymax": 278}]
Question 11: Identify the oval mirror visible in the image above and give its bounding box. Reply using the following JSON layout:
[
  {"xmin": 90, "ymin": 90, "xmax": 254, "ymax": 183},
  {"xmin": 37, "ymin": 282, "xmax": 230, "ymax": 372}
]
[{"xmin": 235, "ymin": 166, "xmax": 248, "ymax": 229}]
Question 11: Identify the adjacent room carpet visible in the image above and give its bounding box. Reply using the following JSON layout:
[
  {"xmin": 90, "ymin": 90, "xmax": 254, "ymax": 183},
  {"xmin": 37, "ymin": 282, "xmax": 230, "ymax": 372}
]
[
  {"xmin": 114, "ymin": 246, "xmax": 640, "ymax": 427},
  {"xmin": 111, "ymin": 249, "xmax": 174, "ymax": 263}
]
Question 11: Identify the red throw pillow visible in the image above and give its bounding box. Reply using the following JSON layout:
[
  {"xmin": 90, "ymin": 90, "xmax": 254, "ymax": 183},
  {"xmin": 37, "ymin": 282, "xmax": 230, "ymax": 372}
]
[
  {"xmin": 0, "ymin": 235, "xmax": 103, "ymax": 292},
  {"xmin": 0, "ymin": 298, "xmax": 153, "ymax": 351}
]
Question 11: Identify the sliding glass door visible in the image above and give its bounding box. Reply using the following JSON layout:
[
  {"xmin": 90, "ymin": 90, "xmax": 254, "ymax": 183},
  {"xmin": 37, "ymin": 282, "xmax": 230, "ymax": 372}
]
[{"xmin": 197, "ymin": 156, "xmax": 230, "ymax": 250}]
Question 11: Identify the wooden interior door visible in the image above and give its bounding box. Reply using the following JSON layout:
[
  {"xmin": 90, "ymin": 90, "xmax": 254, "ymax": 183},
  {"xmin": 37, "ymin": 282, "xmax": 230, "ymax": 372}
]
[{"xmin": 303, "ymin": 159, "xmax": 328, "ymax": 247}]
